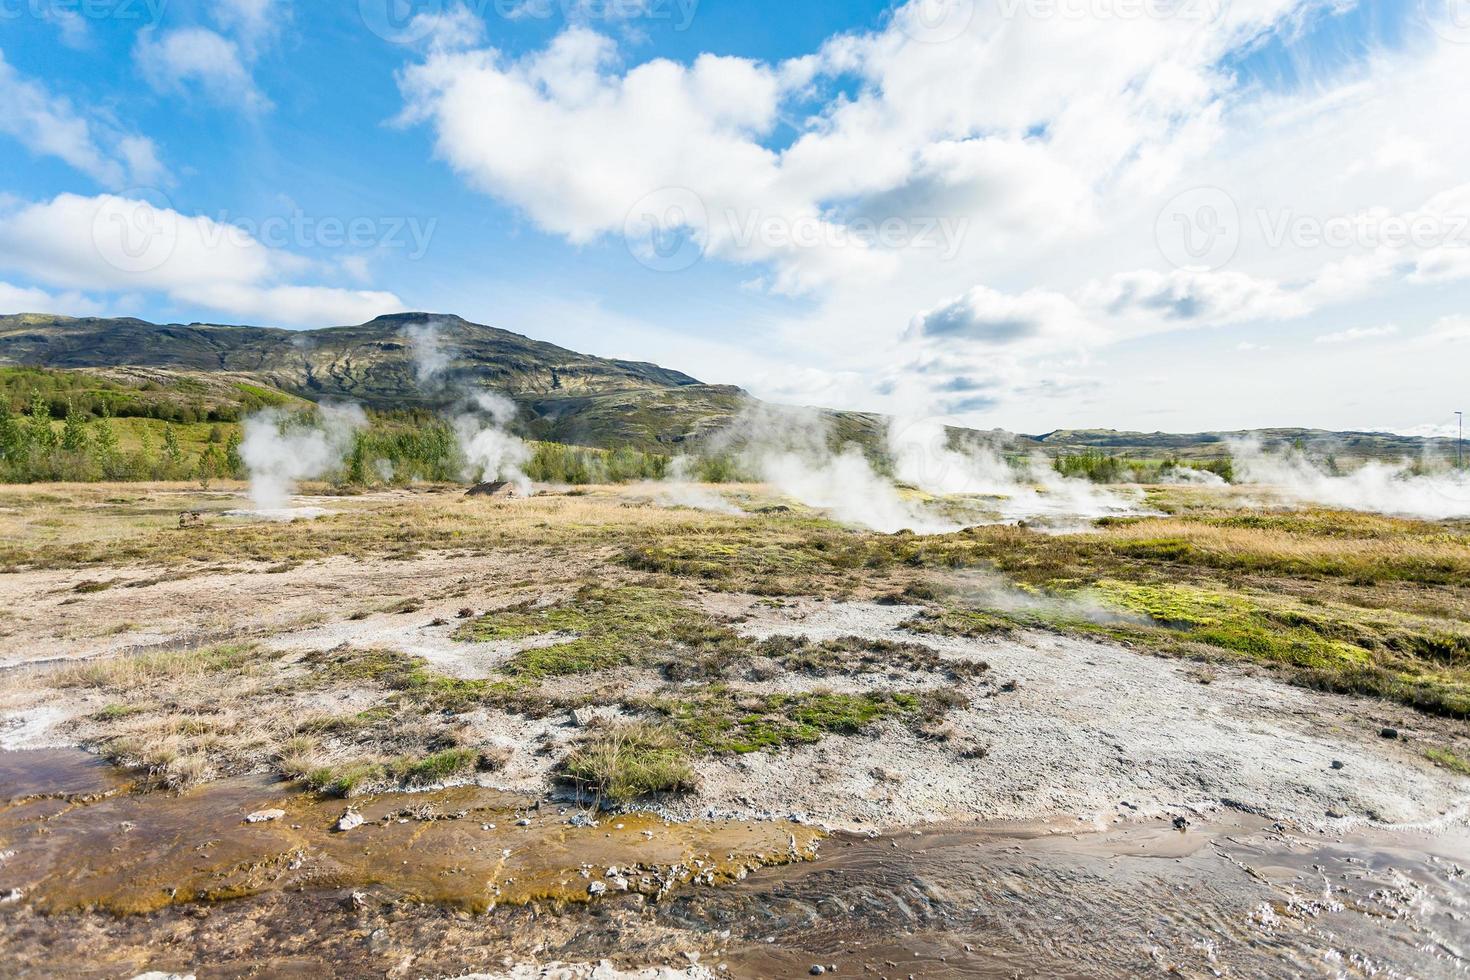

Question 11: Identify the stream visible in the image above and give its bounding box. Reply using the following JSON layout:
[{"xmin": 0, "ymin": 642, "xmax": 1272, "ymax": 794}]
[{"xmin": 2, "ymin": 749, "xmax": 1466, "ymax": 978}]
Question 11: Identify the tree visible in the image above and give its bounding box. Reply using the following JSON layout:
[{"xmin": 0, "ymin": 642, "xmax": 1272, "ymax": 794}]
[
  {"xmin": 60, "ymin": 401, "xmax": 89, "ymax": 453},
  {"xmin": 224, "ymin": 429, "xmax": 244, "ymax": 479},
  {"xmin": 0, "ymin": 401, "xmax": 21, "ymax": 463},
  {"xmin": 197, "ymin": 444, "xmax": 223, "ymax": 489},
  {"xmin": 91, "ymin": 419, "xmax": 122, "ymax": 479},
  {"xmin": 161, "ymin": 425, "xmax": 185, "ymax": 478},
  {"xmin": 26, "ymin": 391, "xmax": 55, "ymax": 453}
]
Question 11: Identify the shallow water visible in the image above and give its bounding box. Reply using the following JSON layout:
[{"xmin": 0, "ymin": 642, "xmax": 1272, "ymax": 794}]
[
  {"xmin": 701, "ymin": 818, "xmax": 1470, "ymax": 978},
  {"xmin": 0, "ymin": 750, "xmax": 819, "ymax": 917},
  {"xmin": 2, "ymin": 749, "xmax": 1467, "ymax": 977}
]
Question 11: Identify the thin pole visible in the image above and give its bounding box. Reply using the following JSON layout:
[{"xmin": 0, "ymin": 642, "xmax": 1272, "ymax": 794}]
[{"xmin": 1459, "ymin": 411, "xmax": 1464, "ymax": 470}]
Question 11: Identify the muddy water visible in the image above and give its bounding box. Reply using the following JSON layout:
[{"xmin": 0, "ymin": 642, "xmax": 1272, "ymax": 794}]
[
  {"xmin": 698, "ymin": 819, "xmax": 1470, "ymax": 978},
  {"xmin": 0, "ymin": 750, "xmax": 821, "ymax": 918},
  {"xmin": 2, "ymin": 749, "xmax": 1467, "ymax": 977}
]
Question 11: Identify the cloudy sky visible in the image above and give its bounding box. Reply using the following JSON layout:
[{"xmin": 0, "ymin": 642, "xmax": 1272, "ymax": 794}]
[{"xmin": 1, "ymin": 0, "xmax": 1467, "ymax": 434}]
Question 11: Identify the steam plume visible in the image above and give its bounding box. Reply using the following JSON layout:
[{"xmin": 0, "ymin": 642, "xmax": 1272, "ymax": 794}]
[
  {"xmin": 454, "ymin": 391, "xmax": 532, "ymax": 494},
  {"xmin": 729, "ymin": 404, "xmax": 957, "ymax": 534},
  {"xmin": 1231, "ymin": 439, "xmax": 1470, "ymax": 520},
  {"xmin": 886, "ymin": 417, "xmax": 1142, "ymax": 524},
  {"xmin": 240, "ymin": 403, "xmax": 367, "ymax": 510}
]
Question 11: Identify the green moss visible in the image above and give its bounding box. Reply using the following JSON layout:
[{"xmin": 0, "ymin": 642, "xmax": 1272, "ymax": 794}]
[
  {"xmin": 649, "ymin": 687, "xmax": 920, "ymax": 755},
  {"xmin": 455, "ymin": 585, "xmax": 745, "ymax": 678},
  {"xmin": 1085, "ymin": 580, "xmax": 1470, "ymax": 716},
  {"xmin": 1425, "ymin": 746, "xmax": 1470, "ymax": 776}
]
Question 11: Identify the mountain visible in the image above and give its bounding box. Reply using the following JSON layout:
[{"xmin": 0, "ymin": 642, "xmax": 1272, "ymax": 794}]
[
  {"xmin": 0, "ymin": 312, "xmax": 746, "ymax": 450},
  {"xmin": 0, "ymin": 312, "xmax": 1457, "ymax": 462}
]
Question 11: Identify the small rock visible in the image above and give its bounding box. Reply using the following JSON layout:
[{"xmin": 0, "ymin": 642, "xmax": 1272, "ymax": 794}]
[
  {"xmin": 0, "ymin": 888, "xmax": 22, "ymax": 905},
  {"xmin": 570, "ymin": 708, "xmax": 600, "ymax": 728},
  {"xmin": 1331, "ymin": 760, "xmax": 1345, "ymax": 770},
  {"xmin": 588, "ymin": 881, "xmax": 608, "ymax": 897},
  {"xmin": 1172, "ymin": 816, "xmax": 1189, "ymax": 832},
  {"xmin": 1326, "ymin": 808, "xmax": 1347, "ymax": 819},
  {"xmin": 244, "ymin": 808, "xmax": 286, "ymax": 824},
  {"xmin": 336, "ymin": 810, "xmax": 364, "ymax": 833},
  {"xmin": 810, "ymin": 966, "xmax": 826, "ymax": 976},
  {"xmin": 457, "ymin": 608, "xmax": 475, "ymax": 619},
  {"xmin": 568, "ymin": 812, "xmax": 598, "ymax": 828},
  {"xmin": 1380, "ymin": 727, "xmax": 1399, "ymax": 739},
  {"xmin": 516, "ymin": 817, "xmax": 531, "ymax": 827}
]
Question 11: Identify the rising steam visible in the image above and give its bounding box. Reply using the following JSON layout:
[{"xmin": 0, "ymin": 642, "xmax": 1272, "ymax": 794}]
[
  {"xmin": 239, "ymin": 403, "xmax": 367, "ymax": 510},
  {"xmin": 454, "ymin": 391, "xmax": 532, "ymax": 494},
  {"xmin": 651, "ymin": 456, "xmax": 744, "ymax": 514},
  {"xmin": 726, "ymin": 404, "xmax": 957, "ymax": 534},
  {"xmin": 1231, "ymin": 439, "xmax": 1470, "ymax": 520},
  {"xmin": 886, "ymin": 416, "xmax": 1143, "ymax": 524},
  {"xmin": 403, "ymin": 321, "xmax": 452, "ymax": 387},
  {"xmin": 406, "ymin": 318, "xmax": 534, "ymax": 495}
]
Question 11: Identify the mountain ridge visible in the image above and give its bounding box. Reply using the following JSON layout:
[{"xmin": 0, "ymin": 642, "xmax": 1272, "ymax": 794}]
[{"xmin": 0, "ymin": 312, "xmax": 1457, "ymax": 461}]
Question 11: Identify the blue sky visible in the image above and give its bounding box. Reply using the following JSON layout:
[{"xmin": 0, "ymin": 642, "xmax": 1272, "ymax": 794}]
[{"xmin": 1, "ymin": 0, "xmax": 1467, "ymax": 434}]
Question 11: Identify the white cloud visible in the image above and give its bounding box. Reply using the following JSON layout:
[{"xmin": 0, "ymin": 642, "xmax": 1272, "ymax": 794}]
[
  {"xmin": 135, "ymin": 27, "xmax": 271, "ymax": 113},
  {"xmin": 395, "ymin": 1, "xmax": 1470, "ymax": 427},
  {"xmin": 0, "ymin": 49, "xmax": 166, "ymax": 188},
  {"xmin": 0, "ymin": 194, "xmax": 404, "ymax": 328},
  {"xmin": 1090, "ymin": 268, "xmax": 1310, "ymax": 327},
  {"xmin": 0, "ymin": 280, "xmax": 100, "ymax": 315},
  {"xmin": 211, "ymin": 0, "xmax": 286, "ymax": 56},
  {"xmin": 1315, "ymin": 324, "xmax": 1399, "ymax": 344},
  {"xmin": 909, "ymin": 284, "xmax": 1096, "ymax": 348},
  {"xmin": 1423, "ymin": 315, "xmax": 1470, "ymax": 345}
]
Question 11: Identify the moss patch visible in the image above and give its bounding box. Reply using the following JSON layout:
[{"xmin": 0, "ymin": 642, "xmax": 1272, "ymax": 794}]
[
  {"xmin": 455, "ymin": 585, "xmax": 746, "ymax": 678},
  {"xmin": 646, "ymin": 686, "xmax": 922, "ymax": 755}
]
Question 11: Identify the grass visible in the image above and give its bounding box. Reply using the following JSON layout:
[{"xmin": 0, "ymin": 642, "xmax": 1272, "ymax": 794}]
[
  {"xmin": 558, "ymin": 722, "xmax": 697, "ymax": 803},
  {"xmin": 52, "ymin": 643, "xmax": 262, "ymax": 689},
  {"xmin": 646, "ymin": 686, "xmax": 923, "ymax": 755}
]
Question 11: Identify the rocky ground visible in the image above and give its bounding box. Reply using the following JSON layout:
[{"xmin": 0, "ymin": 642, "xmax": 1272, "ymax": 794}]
[{"xmin": 1, "ymin": 482, "xmax": 1468, "ymax": 978}]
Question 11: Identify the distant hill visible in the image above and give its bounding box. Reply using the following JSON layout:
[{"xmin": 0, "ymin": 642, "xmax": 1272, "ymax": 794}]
[
  {"xmin": 0, "ymin": 312, "xmax": 745, "ymax": 450},
  {"xmin": 0, "ymin": 312, "xmax": 1456, "ymax": 461}
]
